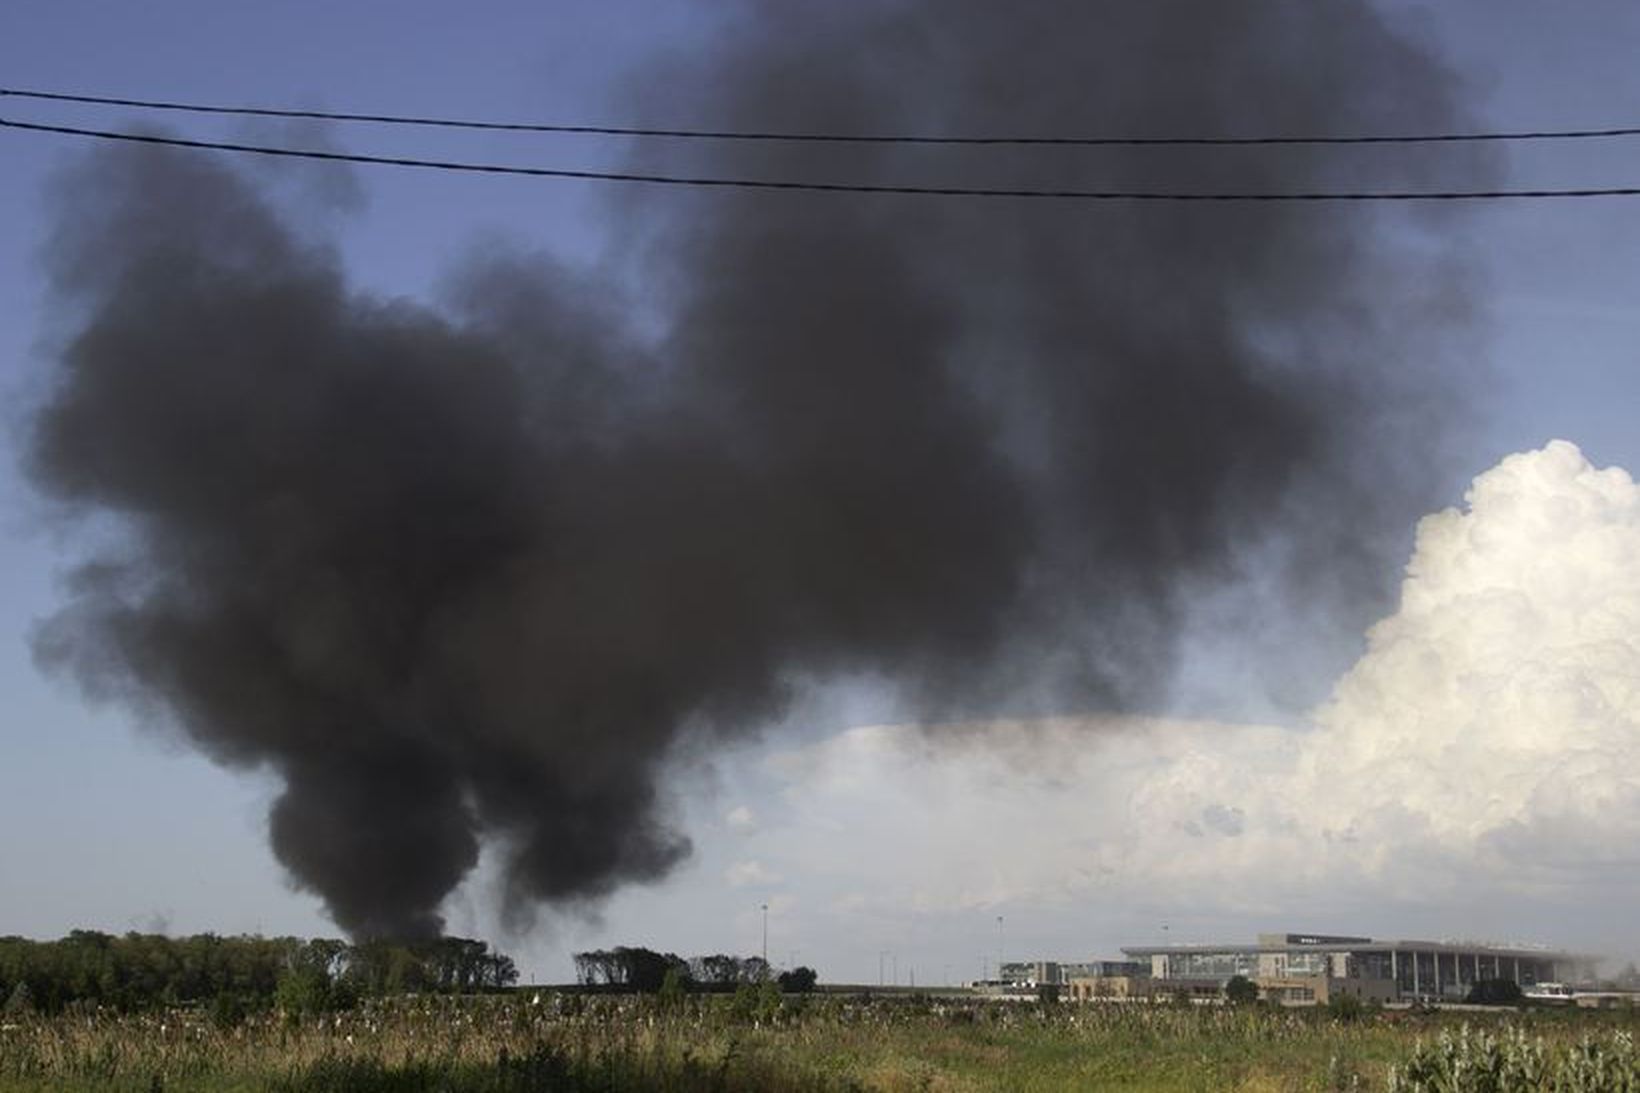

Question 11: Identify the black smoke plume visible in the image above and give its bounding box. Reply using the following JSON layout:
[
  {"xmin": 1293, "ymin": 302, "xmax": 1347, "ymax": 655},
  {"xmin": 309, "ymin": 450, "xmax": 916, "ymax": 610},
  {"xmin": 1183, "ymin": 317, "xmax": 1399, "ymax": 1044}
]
[{"xmin": 26, "ymin": 0, "xmax": 1489, "ymax": 937}]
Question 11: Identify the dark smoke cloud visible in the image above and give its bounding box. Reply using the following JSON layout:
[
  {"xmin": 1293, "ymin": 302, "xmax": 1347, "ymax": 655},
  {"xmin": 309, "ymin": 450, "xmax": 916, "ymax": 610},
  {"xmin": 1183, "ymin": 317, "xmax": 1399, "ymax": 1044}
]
[{"xmin": 26, "ymin": 0, "xmax": 1490, "ymax": 937}]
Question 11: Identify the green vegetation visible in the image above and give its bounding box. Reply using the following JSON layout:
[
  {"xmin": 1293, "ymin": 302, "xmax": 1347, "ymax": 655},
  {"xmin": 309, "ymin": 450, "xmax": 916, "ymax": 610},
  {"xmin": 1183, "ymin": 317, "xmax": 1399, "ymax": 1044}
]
[
  {"xmin": 3, "ymin": 992, "xmax": 1640, "ymax": 1092},
  {"xmin": 0, "ymin": 932, "xmax": 517, "ymax": 1017},
  {"xmin": 1388, "ymin": 1024, "xmax": 1639, "ymax": 1091},
  {"xmin": 572, "ymin": 947, "xmax": 817, "ymax": 994},
  {"xmin": 778, "ymin": 966, "xmax": 819, "ymax": 994}
]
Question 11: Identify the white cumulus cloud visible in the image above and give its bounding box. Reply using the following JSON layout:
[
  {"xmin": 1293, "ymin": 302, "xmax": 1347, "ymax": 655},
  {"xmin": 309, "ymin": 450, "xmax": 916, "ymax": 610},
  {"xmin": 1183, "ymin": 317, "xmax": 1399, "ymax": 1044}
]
[
  {"xmin": 1301, "ymin": 439, "xmax": 1640, "ymax": 888},
  {"xmin": 751, "ymin": 442, "xmax": 1640, "ymax": 949}
]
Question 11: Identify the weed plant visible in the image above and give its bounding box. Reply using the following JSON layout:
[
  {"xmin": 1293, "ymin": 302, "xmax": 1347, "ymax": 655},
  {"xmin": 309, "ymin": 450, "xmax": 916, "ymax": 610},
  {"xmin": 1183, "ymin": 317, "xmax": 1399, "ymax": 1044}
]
[{"xmin": 1388, "ymin": 1024, "xmax": 1640, "ymax": 1092}]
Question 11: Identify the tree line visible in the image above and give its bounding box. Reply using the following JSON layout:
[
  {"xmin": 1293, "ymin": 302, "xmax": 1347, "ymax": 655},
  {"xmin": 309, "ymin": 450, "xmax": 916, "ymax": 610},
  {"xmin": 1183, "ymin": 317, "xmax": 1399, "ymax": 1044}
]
[
  {"xmin": 572, "ymin": 947, "xmax": 816, "ymax": 994},
  {"xmin": 0, "ymin": 930, "xmax": 518, "ymax": 1016}
]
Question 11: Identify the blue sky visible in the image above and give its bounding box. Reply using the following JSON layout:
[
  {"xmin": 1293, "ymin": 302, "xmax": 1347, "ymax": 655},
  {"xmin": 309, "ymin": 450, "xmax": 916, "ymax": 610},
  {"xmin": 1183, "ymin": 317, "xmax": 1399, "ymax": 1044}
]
[{"xmin": 3, "ymin": 1, "xmax": 1640, "ymax": 983}]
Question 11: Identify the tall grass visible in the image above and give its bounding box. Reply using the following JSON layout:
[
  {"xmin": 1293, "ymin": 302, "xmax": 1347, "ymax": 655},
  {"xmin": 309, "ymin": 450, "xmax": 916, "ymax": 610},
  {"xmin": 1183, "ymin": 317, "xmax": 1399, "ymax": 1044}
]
[
  {"xmin": 1388, "ymin": 1024, "xmax": 1640, "ymax": 1092},
  {"xmin": 3, "ymin": 994, "xmax": 1639, "ymax": 1092}
]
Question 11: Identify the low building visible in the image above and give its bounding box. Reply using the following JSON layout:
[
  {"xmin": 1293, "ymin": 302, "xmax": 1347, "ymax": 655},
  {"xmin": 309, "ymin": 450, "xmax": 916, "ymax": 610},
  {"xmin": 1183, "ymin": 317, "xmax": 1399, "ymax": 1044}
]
[
  {"xmin": 1123, "ymin": 931, "xmax": 1597, "ymax": 1004},
  {"xmin": 1255, "ymin": 974, "xmax": 1399, "ymax": 1006},
  {"xmin": 1064, "ymin": 975, "xmax": 1149, "ymax": 1001}
]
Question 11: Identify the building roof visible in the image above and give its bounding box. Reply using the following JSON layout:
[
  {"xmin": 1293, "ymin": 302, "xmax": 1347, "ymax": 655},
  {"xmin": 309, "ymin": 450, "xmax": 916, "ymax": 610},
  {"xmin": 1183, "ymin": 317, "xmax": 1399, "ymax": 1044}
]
[{"xmin": 1121, "ymin": 936, "xmax": 1589, "ymax": 962}]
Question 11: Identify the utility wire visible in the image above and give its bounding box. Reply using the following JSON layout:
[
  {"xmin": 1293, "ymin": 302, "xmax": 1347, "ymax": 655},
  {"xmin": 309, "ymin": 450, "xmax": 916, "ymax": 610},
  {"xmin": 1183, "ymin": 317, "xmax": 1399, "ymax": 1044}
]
[
  {"xmin": 6, "ymin": 84, "xmax": 1640, "ymax": 148},
  {"xmin": 7, "ymin": 115, "xmax": 1640, "ymax": 201}
]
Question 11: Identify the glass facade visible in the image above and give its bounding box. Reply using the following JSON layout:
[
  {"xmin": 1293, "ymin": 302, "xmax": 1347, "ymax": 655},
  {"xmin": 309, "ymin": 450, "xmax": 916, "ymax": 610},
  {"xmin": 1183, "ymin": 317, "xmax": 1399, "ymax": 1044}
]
[
  {"xmin": 1143, "ymin": 943, "xmax": 1572, "ymax": 998},
  {"xmin": 1167, "ymin": 951, "xmax": 1259, "ymax": 979},
  {"xmin": 1284, "ymin": 952, "xmax": 1331, "ymax": 976},
  {"xmin": 1351, "ymin": 951, "xmax": 1394, "ymax": 981}
]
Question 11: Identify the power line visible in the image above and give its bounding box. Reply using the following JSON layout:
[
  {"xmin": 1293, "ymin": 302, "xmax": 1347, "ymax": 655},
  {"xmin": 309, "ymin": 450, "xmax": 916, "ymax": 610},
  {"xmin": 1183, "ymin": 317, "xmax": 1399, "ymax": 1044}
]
[
  {"xmin": 6, "ymin": 85, "xmax": 1640, "ymax": 148},
  {"xmin": 7, "ymin": 115, "xmax": 1640, "ymax": 201}
]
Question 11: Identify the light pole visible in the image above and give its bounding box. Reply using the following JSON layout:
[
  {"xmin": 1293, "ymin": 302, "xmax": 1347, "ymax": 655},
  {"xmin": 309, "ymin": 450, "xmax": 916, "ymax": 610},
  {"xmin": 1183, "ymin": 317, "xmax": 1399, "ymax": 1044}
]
[
  {"xmin": 761, "ymin": 903, "xmax": 768, "ymax": 967},
  {"xmin": 880, "ymin": 950, "xmax": 890, "ymax": 988},
  {"xmin": 996, "ymin": 915, "xmax": 1005, "ymax": 981}
]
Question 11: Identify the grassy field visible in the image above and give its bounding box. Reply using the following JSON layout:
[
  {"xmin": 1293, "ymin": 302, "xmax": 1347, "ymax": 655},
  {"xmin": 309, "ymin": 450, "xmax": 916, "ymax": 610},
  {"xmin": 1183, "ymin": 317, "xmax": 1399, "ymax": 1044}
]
[{"xmin": 4, "ymin": 993, "xmax": 1639, "ymax": 1092}]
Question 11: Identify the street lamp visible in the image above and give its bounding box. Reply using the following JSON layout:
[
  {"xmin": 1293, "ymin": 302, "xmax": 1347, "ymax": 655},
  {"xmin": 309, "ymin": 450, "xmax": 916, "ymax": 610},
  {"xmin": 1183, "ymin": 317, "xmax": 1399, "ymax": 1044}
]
[{"xmin": 761, "ymin": 903, "xmax": 768, "ymax": 966}]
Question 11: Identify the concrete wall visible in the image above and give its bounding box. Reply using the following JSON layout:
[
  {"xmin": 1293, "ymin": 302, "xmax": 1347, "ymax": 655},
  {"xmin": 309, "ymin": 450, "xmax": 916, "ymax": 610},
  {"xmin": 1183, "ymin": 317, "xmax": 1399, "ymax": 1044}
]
[
  {"xmin": 1065, "ymin": 976, "xmax": 1148, "ymax": 1000},
  {"xmin": 1254, "ymin": 975, "xmax": 1397, "ymax": 1006}
]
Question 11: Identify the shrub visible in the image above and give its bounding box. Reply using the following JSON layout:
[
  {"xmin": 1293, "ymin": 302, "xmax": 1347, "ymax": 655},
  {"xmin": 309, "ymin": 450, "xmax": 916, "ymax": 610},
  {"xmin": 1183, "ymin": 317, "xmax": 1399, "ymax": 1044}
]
[
  {"xmin": 274, "ymin": 967, "xmax": 332, "ymax": 1020},
  {"xmin": 1225, "ymin": 976, "xmax": 1260, "ymax": 1005},
  {"xmin": 1328, "ymin": 991, "xmax": 1364, "ymax": 1022},
  {"xmin": 208, "ymin": 990, "xmax": 249, "ymax": 1029},
  {"xmin": 659, "ymin": 966, "xmax": 689, "ymax": 1009},
  {"xmin": 755, "ymin": 980, "xmax": 783, "ymax": 1024},
  {"xmin": 729, "ymin": 982, "xmax": 759, "ymax": 1023}
]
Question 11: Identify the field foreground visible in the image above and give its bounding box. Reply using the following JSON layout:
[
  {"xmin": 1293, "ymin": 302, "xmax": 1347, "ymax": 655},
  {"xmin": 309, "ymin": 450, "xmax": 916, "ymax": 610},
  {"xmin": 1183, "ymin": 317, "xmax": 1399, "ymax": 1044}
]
[{"xmin": 4, "ymin": 993, "xmax": 1640, "ymax": 1092}]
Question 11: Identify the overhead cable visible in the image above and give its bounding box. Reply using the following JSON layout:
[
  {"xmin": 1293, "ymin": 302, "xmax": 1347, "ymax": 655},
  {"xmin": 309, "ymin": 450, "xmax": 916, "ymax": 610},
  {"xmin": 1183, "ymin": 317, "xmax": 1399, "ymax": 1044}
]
[
  {"xmin": 6, "ymin": 85, "xmax": 1640, "ymax": 148},
  {"xmin": 6, "ymin": 116, "xmax": 1640, "ymax": 201}
]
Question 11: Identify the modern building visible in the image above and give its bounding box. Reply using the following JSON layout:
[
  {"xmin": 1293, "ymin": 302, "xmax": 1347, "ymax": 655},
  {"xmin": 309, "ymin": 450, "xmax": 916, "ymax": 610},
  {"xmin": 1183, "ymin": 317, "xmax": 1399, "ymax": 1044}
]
[
  {"xmin": 998, "ymin": 961, "xmax": 1061, "ymax": 988},
  {"xmin": 1122, "ymin": 932, "xmax": 1597, "ymax": 1004},
  {"xmin": 985, "ymin": 959, "xmax": 1150, "ymax": 998}
]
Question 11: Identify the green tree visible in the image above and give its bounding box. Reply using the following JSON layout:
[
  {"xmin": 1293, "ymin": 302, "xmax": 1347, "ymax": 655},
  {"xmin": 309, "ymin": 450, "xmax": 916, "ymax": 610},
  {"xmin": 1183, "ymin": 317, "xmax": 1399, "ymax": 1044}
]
[
  {"xmin": 274, "ymin": 966, "xmax": 331, "ymax": 1019},
  {"xmin": 777, "ymin": 966, "xmax": 818, "ymax": 993},
  {"xmin": 483, "ymin": 951, "xmax": 519, "ymax": 991},
  {"xmin": 1224, "ymin": 975, "xmax": 1260, "ymax": 1005},
  {"xmin": 689, "ymin": 954, "xmax": 741, "ymax": 989}
]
